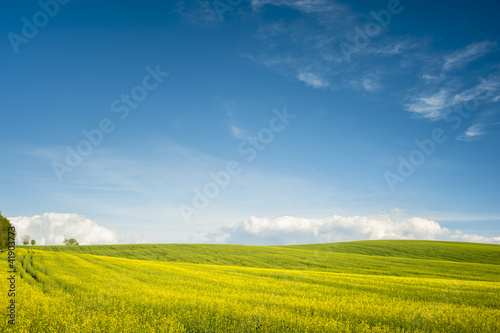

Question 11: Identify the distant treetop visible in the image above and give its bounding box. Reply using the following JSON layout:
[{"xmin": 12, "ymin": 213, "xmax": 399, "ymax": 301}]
[{"xmin": 64, "ymin": 238, "xmax": 79, "ymax": 246}]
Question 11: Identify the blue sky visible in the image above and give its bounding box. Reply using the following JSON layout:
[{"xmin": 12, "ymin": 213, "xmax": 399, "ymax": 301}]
[{"xmin": 1, "ymin": 0, "xmax": 500, "ymax": 245}]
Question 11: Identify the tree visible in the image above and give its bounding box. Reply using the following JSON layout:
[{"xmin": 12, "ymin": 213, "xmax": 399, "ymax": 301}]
[
  {"xmin": 0, "ymin": 212, "xmax": 15, "ymax": 249},
  {"xmin": 63, "ymin": 238, "xmax": 79, "ymax": 245},
  {"xmin": 31, "ymin": 239, "xmax": 36, "ymax": 246},
  {"xmin": 21, "ymin": 235, "xmax": 31, "ymax": 245}
]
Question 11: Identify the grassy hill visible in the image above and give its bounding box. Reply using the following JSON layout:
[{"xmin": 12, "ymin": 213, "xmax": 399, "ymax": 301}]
[
  {"xmin": 4, "ymin": 240, "xmax": 500, "ymax": 332},
  {"xmin": 27, "ymin": 240, "xmax": 500, "ymax": 281},
  {"xmin": 289, "ymin": 240, "xmax": 500, "ymax": 265}
]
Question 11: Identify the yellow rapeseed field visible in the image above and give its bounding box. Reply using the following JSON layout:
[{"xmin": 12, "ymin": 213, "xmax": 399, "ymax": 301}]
[{"xmin": 1, "ymin": 244, "xmax": 500, "ymax": 332}]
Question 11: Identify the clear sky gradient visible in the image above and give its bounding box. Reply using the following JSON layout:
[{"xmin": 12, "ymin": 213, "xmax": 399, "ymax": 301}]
[{"xmin": 1, "ymin": 0, "xmax": 499, "ymax": 245}]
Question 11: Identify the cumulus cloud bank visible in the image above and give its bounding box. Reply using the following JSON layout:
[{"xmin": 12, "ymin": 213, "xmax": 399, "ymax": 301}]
[
  {"xmin": 9, "ymin": 213, "xmax": 133, "ymax": 245},
  {"xmin": 206, "ymin": 214, "xmax": 500, "ymax": 245}
]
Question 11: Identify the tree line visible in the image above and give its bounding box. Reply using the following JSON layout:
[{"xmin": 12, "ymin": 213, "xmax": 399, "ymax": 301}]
[{"xmin": 0, "ymin": 212, "xmax": 15, "ymax": 249}]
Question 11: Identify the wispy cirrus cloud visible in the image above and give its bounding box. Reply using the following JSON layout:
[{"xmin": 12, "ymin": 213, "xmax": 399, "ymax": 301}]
[
  {"xmin": 406, "ymin": 88, "xmax": 452, "ymax": 119},
  {"xmin": 245, "ymin": 0, "xmax": 414, "ymax": 90},
  {"xmin": 463, "ymin": 124, "xmax": 485, "ymax": 139},
  {"xmin": 406, "ymin": 41, "xmax": 499, "ymax": 121},
  {"xmin": 456, "ymin": 122, "xmax": 487, "ymax": 142},
  {"xmin": 179, "ymin": 2, "xmax": 500, "ymax": 139},
  {"xmin": 297, "ymin": 72, "xmax": 329, "ymax": 88},
  {"xmin": 251, "ymin": 0, "xmax": 346, "ymax": 15},
  {"xmin": 406, "ymin": 74, "xmax": 500, "ymax": 120},
  {"xmin": 174, "ymin": 0, "xmax": 219, "ymax": 25},
  {"xmin": 456, "ymin": 109, "xmax": 500, "ymax": 141},
  {"xmin": 442, "ymin": 41, "xmax": 497, "ymax": 72},
  {"xmin": 349, "ymin": 76, "xmax": 382, "ymax": 92},
  {"xmin": 230, "ymin": 125, "xmax": 250, "ymax": 140}
]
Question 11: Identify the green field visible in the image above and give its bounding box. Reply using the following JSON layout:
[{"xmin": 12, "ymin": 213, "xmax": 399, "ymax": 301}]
[{"xmin": 2, "ymin": 240, "xmax": 500, "ymax": 332}]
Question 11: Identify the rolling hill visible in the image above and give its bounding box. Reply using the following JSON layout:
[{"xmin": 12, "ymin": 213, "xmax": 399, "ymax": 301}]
[
  {"xmin": 28, "ymin": 240, "xmax": 500, "ymax": 281},
  {"xmin": 3, "ymin": 240, "xmax": 499, "ymax": 332}
]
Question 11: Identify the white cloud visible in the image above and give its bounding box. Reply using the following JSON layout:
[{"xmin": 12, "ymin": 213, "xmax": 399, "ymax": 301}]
[
  {"xmin": 465, "ymin": 124, "xmax": 484, "ymax": 137},
  {"xmin": 204, "ymin": 214, "xmax": 462, "ymax": 245},
  {"xmin": 443, "ymin": 41, "xmax": 497, "ymax": 72},
  {"xmin": 362, "ymin": 78, "xmax": 379, "ymax": 92},
  {"xmin": 251, "ymin": 0, "xmax": 339, "ymax": 14},
  {"xmin": 174, "ymin": 0, "xmax": 220, "ymax": 26},
  {"xmin": 406, "ymin": 88, "xmax": 451, "ymax": 119},
  {"xmin": 243, "ymin": 0, "xmax": 428, "ymax": 95},
  {"xmin": 297, "ymin": 72, "xmax": 329, "ymax": 88},
  {"xmin": 9, "ymin": 213, "xmax": 139, "ymax": 245},
  {"xmin": 456, "ymin": 124, "xmax": 485, "ymax": 141},
  {"xmin": 451, "ymin": 230, "xmax": 500, "ymax": 244},
  {"xmin": 456, "ymin": 108, "xmax": 500, "ymax": 141},
  {"xmin": 245, "ymin": 0, "xmax": 397, "ymax": 91},
  {"xmin": 372, "ymin": 41, "xmax": 413, "ymax": 56},
  {"xmin": 452, "ymin": 76, "xmax": 500, "ymax": 105},
  {"xmin": 230, "ymin": 125, "xmax": 249, "ymax": 140},
  {"xmin": 349, "ymin": 77, "xmax": 381, "ymax": 92},
  {"xmin": 406, "ymin": 76, "xmax": 500, "ymax": 120},
  {"xmin": 420, "ymin": 74, "xmax": 443, "ymax": 82}
]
